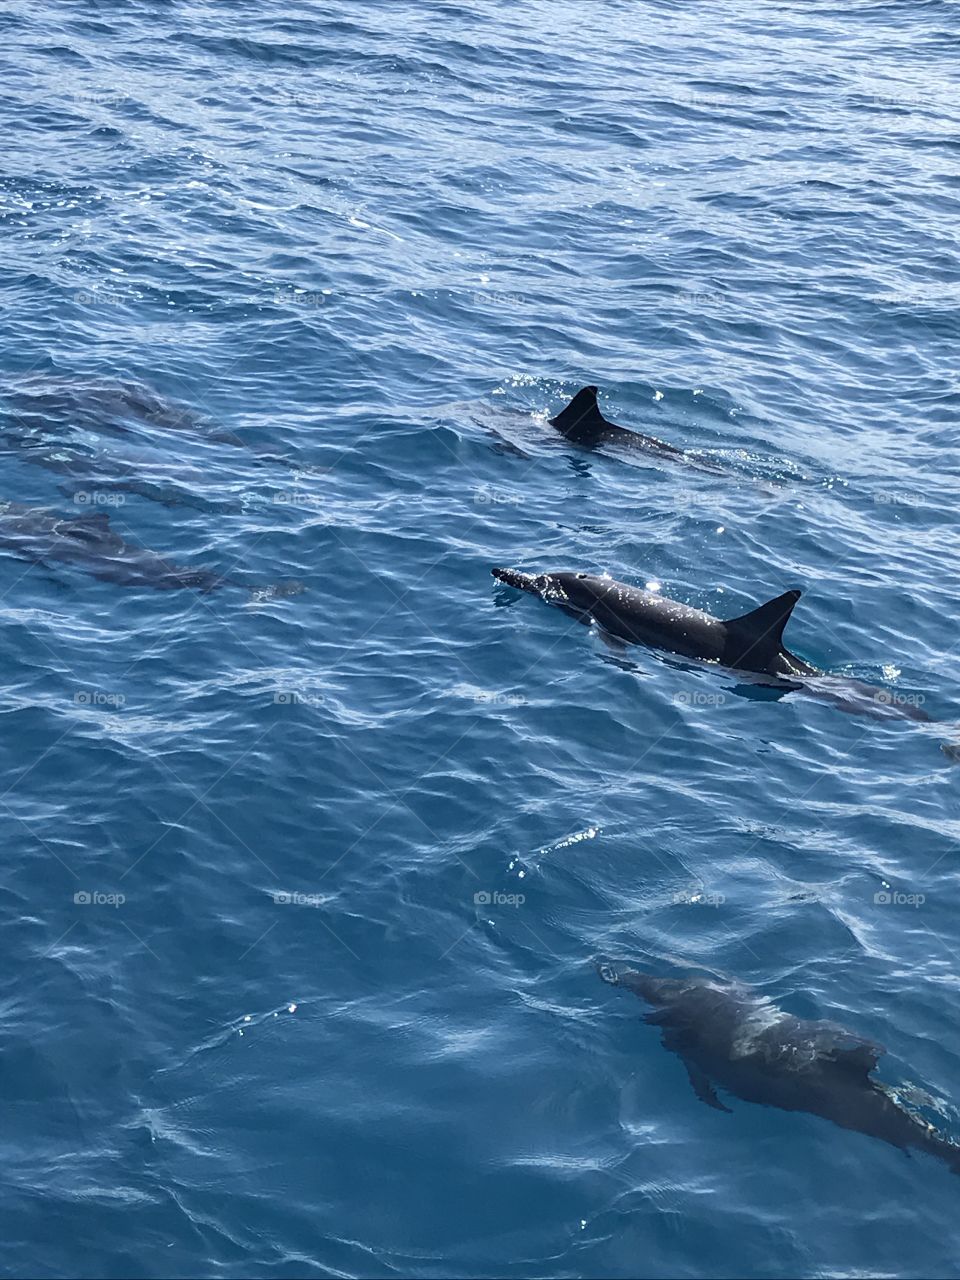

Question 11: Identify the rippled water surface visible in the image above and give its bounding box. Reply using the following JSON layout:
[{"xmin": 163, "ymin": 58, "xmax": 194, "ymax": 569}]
[{"xmin": 3, "ymin": 1, "xmax": 960, "ymax": 1276}]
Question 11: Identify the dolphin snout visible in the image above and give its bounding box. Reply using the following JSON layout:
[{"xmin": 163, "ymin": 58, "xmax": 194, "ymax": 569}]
[
  {"xmin": 594, "ymin": 957, "xmax": 621, "ymax": 986},
  {"xmin": 492, "ymin": 567, "xmax": 542, "ymax": 594}
]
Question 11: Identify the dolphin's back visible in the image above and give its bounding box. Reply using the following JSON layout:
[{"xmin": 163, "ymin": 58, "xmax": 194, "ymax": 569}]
[
  {"xmin": 604, "ymin": 965, "xmax": 960, "ymax": 1174},
  {"xmin": 583, "ymin": 578, "xmax": 728, "ymax": 661}
]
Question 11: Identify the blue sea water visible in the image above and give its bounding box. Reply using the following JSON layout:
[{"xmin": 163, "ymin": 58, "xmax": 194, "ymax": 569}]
[{"xmin": 2, "ymin": 0, "xmax": 960, "ymax": 1276}]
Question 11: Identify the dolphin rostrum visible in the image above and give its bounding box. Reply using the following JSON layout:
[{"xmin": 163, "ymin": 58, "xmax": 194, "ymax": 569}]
[
  {"xmin": 491, "ymin": 567, "xmax": 816, "ymax": 678},
  {"xmin": 599, "ymin": 963, "xmax": 960, "ymax": 1175}
]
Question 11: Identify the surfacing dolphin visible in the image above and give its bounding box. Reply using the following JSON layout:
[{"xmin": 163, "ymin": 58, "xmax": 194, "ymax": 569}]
[
  {"xmin": 492, "ymin": 567, "xmax": 815, "ymax": 678},
  {"xmin": 0, "ymin": 501, "xmax": 302, "ymax": 596},
  {"xmin": 550, "ymin": 386, "xmax": 720, "ymax": 471},
  {"xmin": 599, "ymin": 962, "xmax": 960, "ymax": 1175},
  {"xmin": 490, "ymin": 566, "xmax": 956, "ymax": 747}
]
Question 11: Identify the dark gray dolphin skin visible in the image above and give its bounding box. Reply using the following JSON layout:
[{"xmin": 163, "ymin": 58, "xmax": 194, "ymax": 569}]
[
  {"xmin": 492, "ymin": 567, "xmax": 816, "ymax": 678},
  {"xmin": 550, "ymin": 386, "xmax": 707, "ymax": 466},
  {"xmin": 599, "ymin": 963, "xmax": 960, "ymax": 1174}
]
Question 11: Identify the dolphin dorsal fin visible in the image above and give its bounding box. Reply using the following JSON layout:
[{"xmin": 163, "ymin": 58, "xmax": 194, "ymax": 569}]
[
  {"xmin": 723, "ymin": 589, "xmax": 801, "ymax": 664},
  {"xmin": 549, "ymin": 386, "xmax": 607, "ymax": 438}
]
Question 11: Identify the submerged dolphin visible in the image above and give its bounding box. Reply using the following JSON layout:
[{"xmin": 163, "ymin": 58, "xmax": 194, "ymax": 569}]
[
  {"xmin": 3, "ymin": 375, "xmax": 230, "ymax": 442},
  {"xmin": 0, "ymin": 501, "xmax": 302, "ymax": 596},
  {"xmin": 599, "ymin": 963, "xmax": 960, "ymax": 1175},
  {"xmin": 492, "ymin": 567, "xmax": 816, "ymax": 678},
  {"xmin": 1, "ymin": 375, "xmax": 314, "ymax": 509},
  {"xmin": 549, "ymin": 386, "xmax": 721, "ymax": 471},
  {"xmin": 0, "ymin": 502, "xmax": 226, "ymax": 591}
]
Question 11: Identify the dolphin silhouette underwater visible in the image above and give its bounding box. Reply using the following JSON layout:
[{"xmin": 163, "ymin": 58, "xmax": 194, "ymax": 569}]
[
  {"xmin": 599, "ymin": 962, "xmax": 960, "ymax": 1175},
  {"xmin": 549, "ymin": 386, "xmax": 720, "ymax": 471},
  {"xmin": 0, "ymin": 375, "xmax": 315, "ymax": 511},
  {"xmin": 0, "ymin": 501, "xmax": 302, "ymax": 596}
]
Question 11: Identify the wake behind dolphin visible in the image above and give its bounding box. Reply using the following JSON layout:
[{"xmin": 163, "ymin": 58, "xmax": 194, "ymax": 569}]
[{"xmin": 599, "ymin": 962, "xmax": 960, "ymax": 1175}]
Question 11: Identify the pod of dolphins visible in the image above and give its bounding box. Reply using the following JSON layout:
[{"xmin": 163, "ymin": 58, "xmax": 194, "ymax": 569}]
[
  {"xmin": 494, "ymin": 386, "xmax": 960, "ymax": 1177},
  {"xmin": 0, "ymin": 377, "xmax": 303, "ymax": 596},
  {"xmin": 2, "ymin": 375, "xmax": 956, "ymax": 1176}
]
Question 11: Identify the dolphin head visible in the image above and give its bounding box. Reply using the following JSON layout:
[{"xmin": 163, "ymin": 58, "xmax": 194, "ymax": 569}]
[
  {"xmin": 492, "ymin": 568, "xmax": 612, "ymax": 616},
  {"xmin": 596, "ymin": 960, "xmax": 689, "ymax": 1007},
  {"xmin": 546, "ymin": 571, "xmax": 601, "ymax": 607},
  {"xmin": 491, "ymin": 567, "xmax": 549, "ymax": 595}
]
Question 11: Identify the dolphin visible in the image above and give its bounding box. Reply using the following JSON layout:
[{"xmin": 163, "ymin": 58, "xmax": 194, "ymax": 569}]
[
  {"xmin": 0, "ymin": 376, "xmax": 314, "ymax": 504},
  {"xmin": 3, "ymin": 375, "xmax": 225, "ymax": 441},
  {"xmin": 549, "ymin": 386, "xmax": 721, "ymax": 471},
  {"xmin": 0, "ymin": 501, "xmax": 302, "ymax": 596},
  {"xmin": 491, "ymin": 567, "xmax": 816, "ymax": 679},
  {"xmin": 599, "ymin": 962, "xmax": 960, "ymax": 1175},
  {"xmin": 0, "ymin": 502, "xmax": 227, "ymax": 591},
  {"xmin": 490, "ymin": 567, "xmax": 956, "ymax": 742}
]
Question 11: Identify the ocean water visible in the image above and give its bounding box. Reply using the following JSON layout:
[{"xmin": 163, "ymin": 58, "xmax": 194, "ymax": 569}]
[{"xmin": 2, "ymin": 0, "xmax": 960, "ymax": 1276}]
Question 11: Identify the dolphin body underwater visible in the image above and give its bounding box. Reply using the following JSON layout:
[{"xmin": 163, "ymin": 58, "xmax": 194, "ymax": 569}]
[
  {"xmin": 599, "ymin": 963, "xmax": 960, "ymax": 1174},
  {"xmin": 0, "ymin": 502, "xmax": 227, "ymax": 591},
  {"xmin": 0, "ymin": 375, "xmax": 316, "ymax": 513},
  {"xmin": 0, "ymin": 501, "xmax": 301, "ymax": 596}
]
